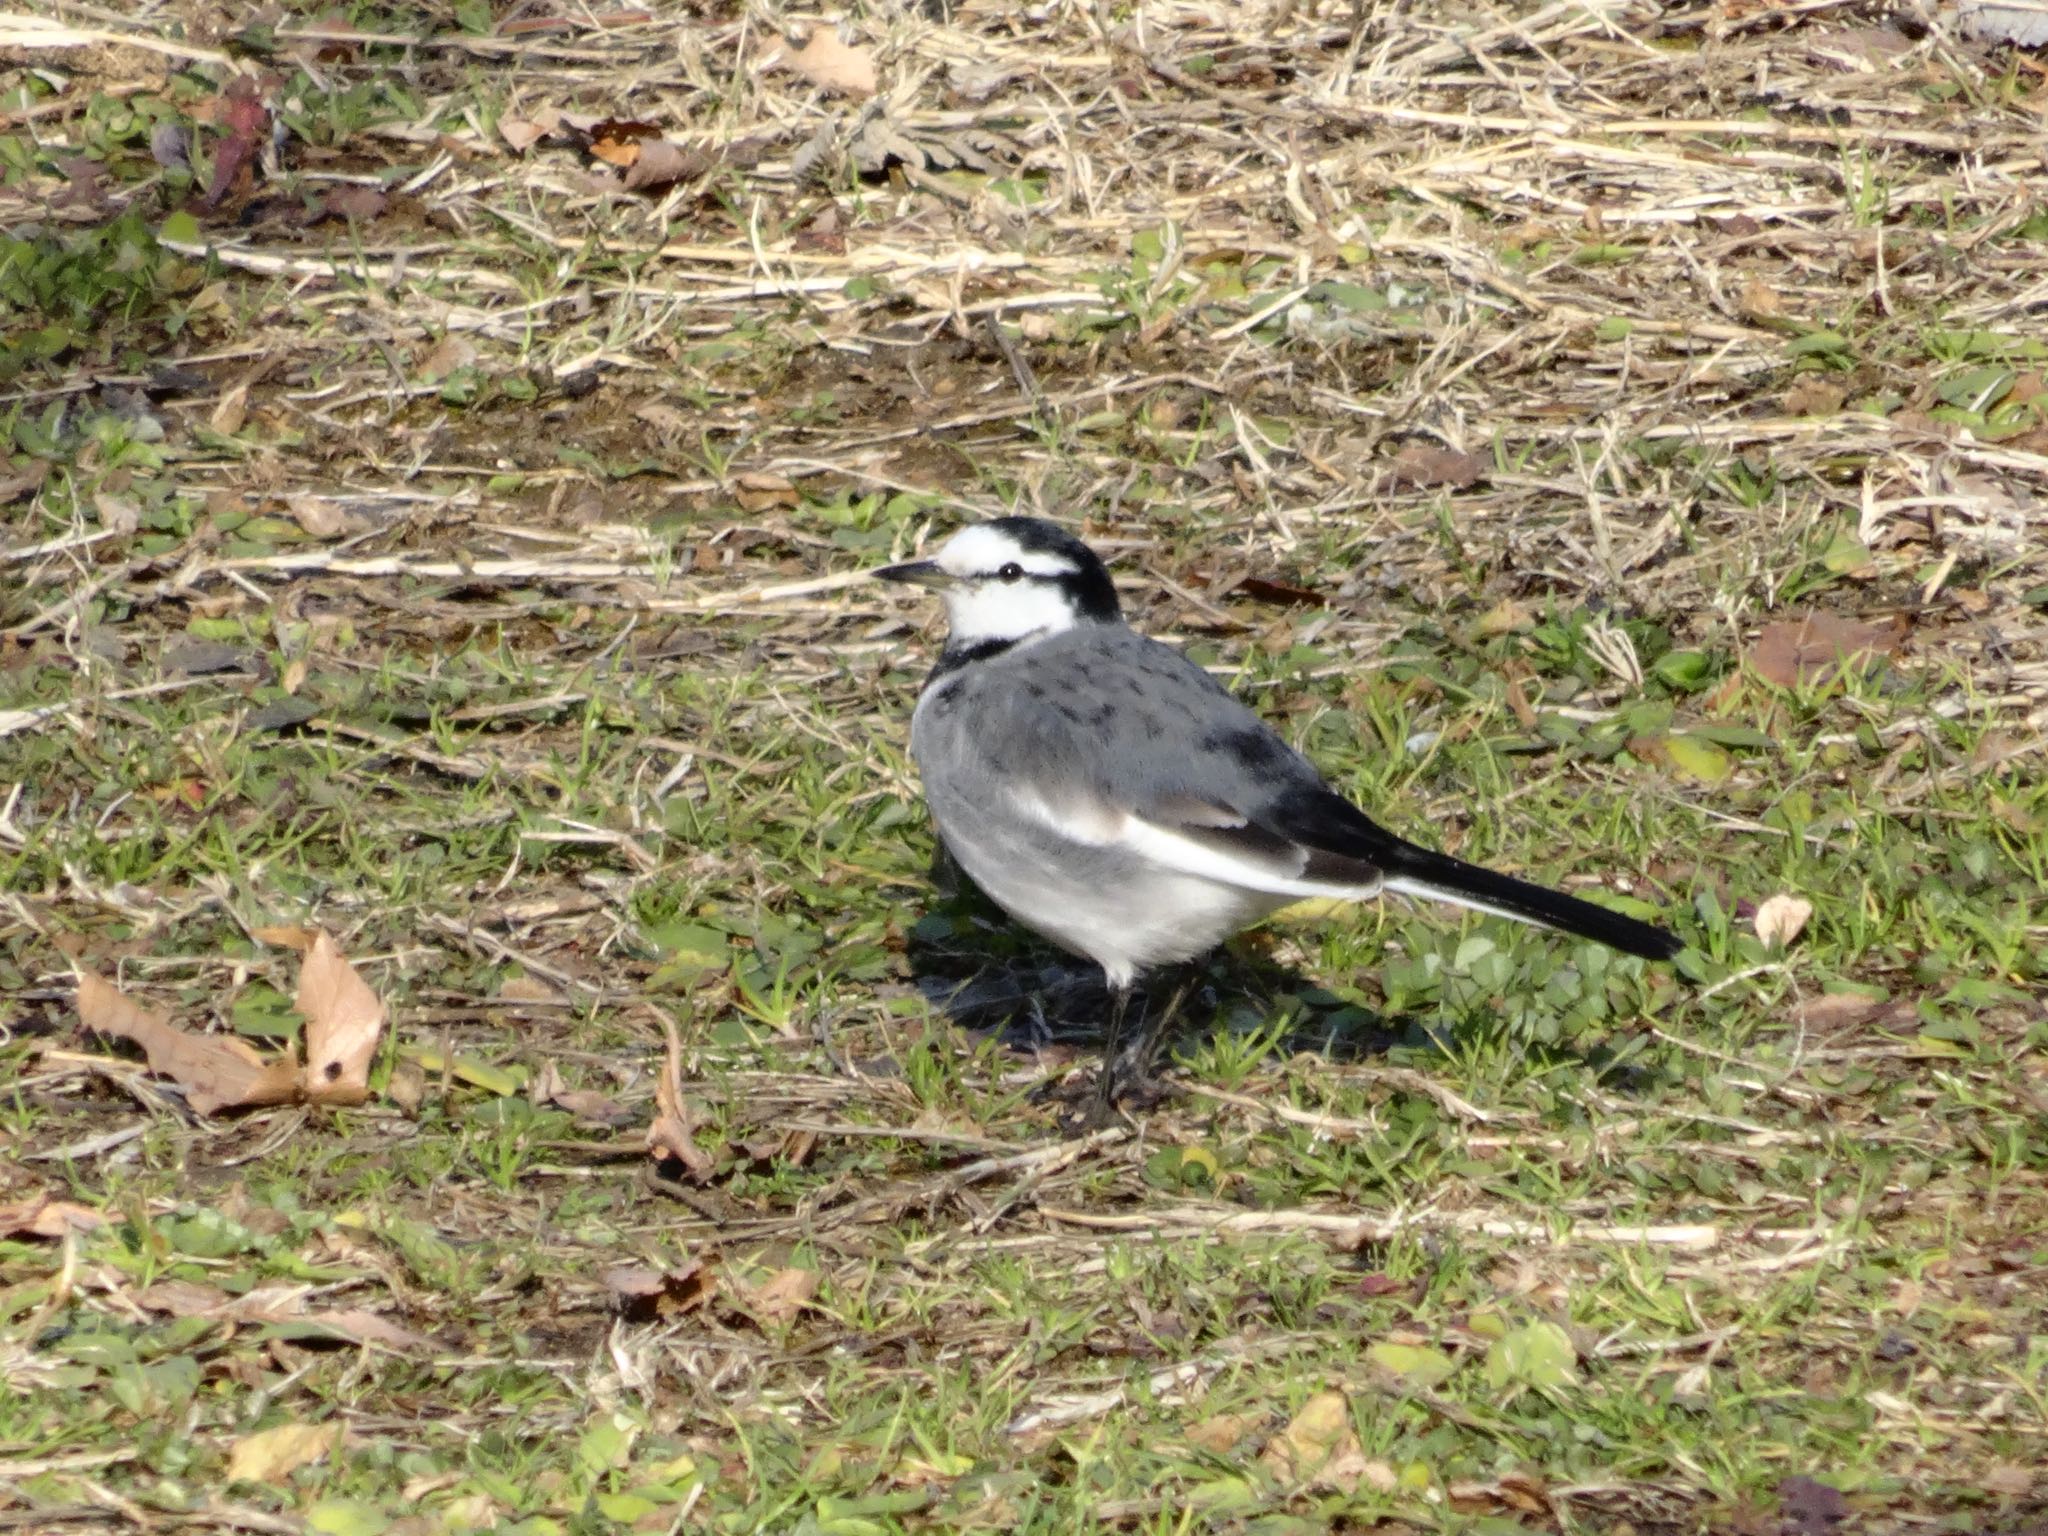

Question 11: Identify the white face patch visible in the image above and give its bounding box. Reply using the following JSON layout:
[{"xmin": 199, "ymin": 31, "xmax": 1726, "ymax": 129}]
[
  {"xmin": 929, "ymin": 525, "xmax": 1085, "ymax": 645},
  {"xmin": 940, "ymin": 576, "xmax": 1081, "ymax": 646}
]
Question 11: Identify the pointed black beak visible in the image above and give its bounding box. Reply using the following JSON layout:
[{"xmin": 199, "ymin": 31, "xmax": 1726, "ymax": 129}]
[{"xmin": 873, "ymin": 559, "xmax": 950, "ymax": 589}]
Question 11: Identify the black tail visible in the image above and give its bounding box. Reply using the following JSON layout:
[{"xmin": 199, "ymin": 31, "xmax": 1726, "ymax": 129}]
[{"xmin": 1380, "ymin": 842, "xmax": 1682, "ymax": 961}]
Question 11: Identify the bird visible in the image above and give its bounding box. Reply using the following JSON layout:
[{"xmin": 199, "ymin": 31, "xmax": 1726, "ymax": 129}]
[{"xmin": 874, "ymin": 516, "xmax": 1683, "ymax": 1108}]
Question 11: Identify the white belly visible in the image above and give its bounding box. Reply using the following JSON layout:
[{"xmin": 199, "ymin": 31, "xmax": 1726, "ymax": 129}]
[{"xmin": 945, "ymin": 827, "xmax": 1292, "ymax": 989}]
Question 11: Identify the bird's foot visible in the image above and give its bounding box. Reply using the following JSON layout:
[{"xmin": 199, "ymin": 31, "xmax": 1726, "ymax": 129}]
[
  {"xmin": 1103, "ymin": 1056, "xmax": 1177, "ymax": 1114},
  {"xmin": 1064, "ymin": 1064, "xmax": 1179, "ymax": 1138},
  {"xmin": 1042, "ymin": 1061, "xmax": 1179, "ymax": 1133}
]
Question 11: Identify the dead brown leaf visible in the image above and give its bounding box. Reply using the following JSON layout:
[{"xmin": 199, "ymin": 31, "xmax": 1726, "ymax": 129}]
[
  {"xmin": 1738, "ymin": 277, "xmax": 1784, "ymax": 321},
  {"xmin": 1794, "ymin": 993, "xmax": 1914, "ymax": 1032},
  {"xmin": 0, "ymin": 461, "xmax": 51, "ymax": 503},
  {"xmin": 199, "ymin": 77, "xmax": 269, "ymax": 212},
  {"xmin": 210, "ymin": 382, "xmax": 249, "ymax": 436},
  {"xmin": 251, "ymin": 923, "xmax": 319, "ymax": 951},
  {"xmin": 1257, "ymin": 1391, "xmax": 1392, "ymax": 1493},
  {"xmin": 1471, "ymin": 597, "xmax": 1536, "ymax": 638},
  {"xmin": 1809, "ymin": 24, "xmax": 1913, "ymax": 68},
  {"xmin": 433, "ymin": 1492, "xmax": 502, "ymax": 1531},
  {"xmin": 93, "ymin": 491, "xmax": 140, "ymax": 534},
  {"xmin": 889, "ymin": 1454, "xmax": 968, "ymax": 1488},
  {"xmin": 1748, "ymin": 612, "xmax": 1906, "ymax": 690},
  {"xmin": 1783, "ymin": 376, "xmax": 1845, "ymax": 417},
  {"xmin": 1753, "ymin": 893, "xmax": 1813, "ymax": 948},
  {"xmin": 1449, "ymin": 1471, "xmax": 1555, "ymax": 1517},
  {"xmin": 498, "ymin": 108, "xmax": 559, "ymax": 152},
  {"xmin": 732, "ymin": 469, "xmax": 800, "ymax": 511},
  {"xmin": 499, "ymin": 118, "xmax": 546, "ymax": 152},
  {"xmin": 163, "ymin": 638, "xmax": 252, "ymax": 677},
  {"xmin": 1990, "ymin": 793, "xmax": 2040, "ymax": 836},
  {"xmin": 291, "ymin": 9, "xmax": 363, "ymax": 64},
  {"xmin": 1505, "ymin": 674, "xmax": 1539, "ymax": 730},
  {"xmin": 135, "ymin": 1278, "xmax": 234, "ymax": 1315},
  {"xmin": 296, "ymin": 932, "xmax": 385, "ymax": 1105},
  {"xmin": 78, "ymin": 971, "xmax": 300, "ymax": 1115},
  {"xmin": 1777, "ymin": 1475, "xmax": 1848, "ymax": 1536},
  {"xmin": 623, "ymin": 138, "xmax": 709, "ymax": 192},
  {"xmin": 606, "ymin": 1261, "xmax": 716, "ymax": 1321},
  {"xmin": 283, "ymin": 493, "xmax": 368, "ymax": 539},
  {"xmin": 0, "ymin": 1193, "xmax": 109, "ymax": 1239},
  {"xmin": 738, "ymin": 1126, "xmax": 818, "ymax": 1169},
  {"xmin": 531, "ymin": 1060, "xmax": 634, "ymax": 1128},
  {"xmin": 498, "ymin": 974, "xmax": 563, "ymax": 1003},
  {"xmin": 227, "ymin": 1422, "xmax": 341, "ymax": 1484},
  {"xmin": 770, "ymin": 26, "xmax": 878, "ymax": 96},
  {"xmin": 417, "ymin": 334, "xmax": 478, "ymax": 382},
  {"xmin": 386, "ymin": 1058, "xmax": 427, "ymax": 1115},
  {"xmin": 317, "ymin": 184, "xmax": 388, "ymax": 223},
  {"xmin": 1982, "ymin": 1463, "xmax": 2035, "ymax": 1497},
  {"xmin": 1387, "ymin": 442, "xmax": 1489, "ymax": 489},
  {"xmin": 171, "ymin": 1281, "xmax": 433, "ymax": 1349},
  {"xmin": 296, "ymin": 1307, "xmax": 434, "ymax": 1351},
  {"xmin": 1184, "ymin": 1410, "xmax": 1262, "ymax": 1454},
  {"xmin": 647, "ymin": 1011, "xmax": 716, "ymax": 1180},
  {"xmin": 748, "ymin": 1266, "xmax": 821, "ymax": 1324}
]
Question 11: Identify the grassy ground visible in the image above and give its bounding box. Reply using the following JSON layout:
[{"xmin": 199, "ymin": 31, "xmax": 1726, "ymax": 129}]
[{"xmin": 4, "ymin": 1, "xmax": 2047, "ymax": 1532}]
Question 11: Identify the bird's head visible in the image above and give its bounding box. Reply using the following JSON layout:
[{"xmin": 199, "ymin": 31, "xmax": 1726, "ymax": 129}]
[{"xmin": 874, "ymin": 517, "xmax": 1122, "ymax": 647}]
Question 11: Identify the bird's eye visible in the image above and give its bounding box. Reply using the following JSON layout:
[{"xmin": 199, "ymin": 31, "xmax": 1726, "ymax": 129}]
[{"xmin": 996, "ymin": 562, "xmax": 1025, "ymax": 583}]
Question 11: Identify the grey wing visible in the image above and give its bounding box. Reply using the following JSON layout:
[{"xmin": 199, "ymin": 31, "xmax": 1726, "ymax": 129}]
[{"xmin": 959, "ymin": 629, "xmax": 1398, "ymax": 894}]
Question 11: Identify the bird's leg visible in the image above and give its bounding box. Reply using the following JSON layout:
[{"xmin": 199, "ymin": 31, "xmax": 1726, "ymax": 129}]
[
  {"xmin": 1097, "ymin": 968, "xmax": 1196, "ymax": 1116},
  {"xmin": 1075, "ymin": 980, "xmax": 1137, "ymax": 1128}
]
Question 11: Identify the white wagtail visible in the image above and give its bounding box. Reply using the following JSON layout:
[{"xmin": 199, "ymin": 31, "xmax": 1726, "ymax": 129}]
[{"xmin": 875, "ymin": 517, "xmax": 1682, "ymax": 1104}]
